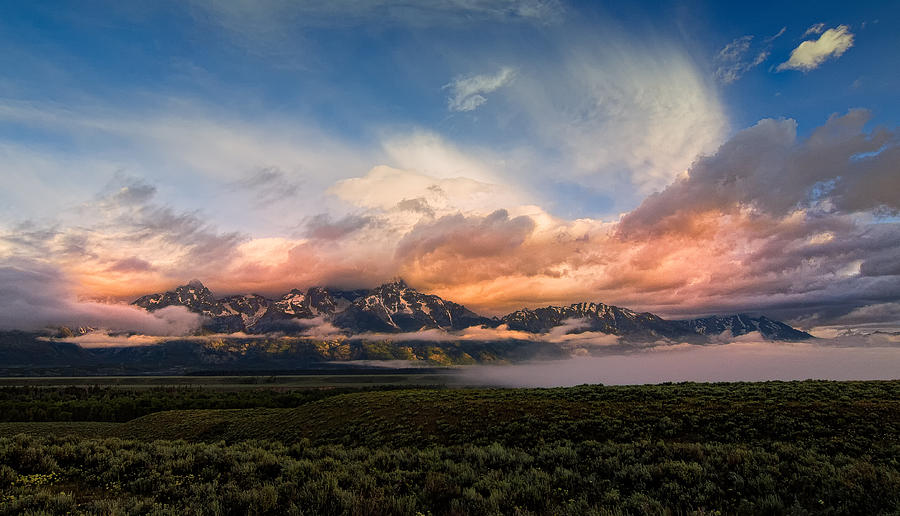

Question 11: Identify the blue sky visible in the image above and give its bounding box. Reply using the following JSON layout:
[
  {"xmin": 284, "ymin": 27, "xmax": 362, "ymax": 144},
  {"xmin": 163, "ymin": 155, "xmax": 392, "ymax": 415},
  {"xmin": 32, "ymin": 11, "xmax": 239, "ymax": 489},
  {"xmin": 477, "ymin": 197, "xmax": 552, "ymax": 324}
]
[
  {"xmin": 3, "ymin": 1, "xmax": 895, "ymax": 217},
  {"xmin": 1, "ymin": 0, "xmax": 899, "ymax": 328}
]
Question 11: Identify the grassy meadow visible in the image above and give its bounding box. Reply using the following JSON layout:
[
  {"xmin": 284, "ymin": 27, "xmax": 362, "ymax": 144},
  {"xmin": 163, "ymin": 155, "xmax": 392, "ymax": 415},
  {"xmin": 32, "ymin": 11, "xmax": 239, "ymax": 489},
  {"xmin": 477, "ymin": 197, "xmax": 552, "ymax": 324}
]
[{"xmin": 1, "ymin": 379, "xmax": 899, "ymax": 514}]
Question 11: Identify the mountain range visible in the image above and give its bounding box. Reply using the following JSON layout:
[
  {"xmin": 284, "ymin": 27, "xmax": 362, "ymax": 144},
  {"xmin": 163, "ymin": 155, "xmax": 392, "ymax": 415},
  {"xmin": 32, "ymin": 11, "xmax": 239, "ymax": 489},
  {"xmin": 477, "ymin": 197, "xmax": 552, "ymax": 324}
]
[{"xmin": 132, "ymin": 279, "xmax": 812, "ymax": 342}]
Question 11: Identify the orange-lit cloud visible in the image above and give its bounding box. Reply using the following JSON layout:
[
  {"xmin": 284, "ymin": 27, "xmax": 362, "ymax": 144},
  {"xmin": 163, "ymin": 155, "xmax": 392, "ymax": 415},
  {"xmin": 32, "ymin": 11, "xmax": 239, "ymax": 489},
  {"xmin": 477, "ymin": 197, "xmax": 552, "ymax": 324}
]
[{"xmin": 1, "ymin": 111, "xmax": 898, "ymax": 330}]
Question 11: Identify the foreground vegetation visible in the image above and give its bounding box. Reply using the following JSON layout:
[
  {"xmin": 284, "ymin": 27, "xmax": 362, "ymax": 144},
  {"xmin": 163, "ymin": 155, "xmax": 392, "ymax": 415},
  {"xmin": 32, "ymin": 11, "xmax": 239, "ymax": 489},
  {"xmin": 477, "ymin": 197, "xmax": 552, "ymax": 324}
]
[
  {"xmin": 1, "ymin": 380, "xmax": 899, "ymax": 514},
  {"xmin": 0, "ymin": 384, "xmax": 407, "ymax": 422}
]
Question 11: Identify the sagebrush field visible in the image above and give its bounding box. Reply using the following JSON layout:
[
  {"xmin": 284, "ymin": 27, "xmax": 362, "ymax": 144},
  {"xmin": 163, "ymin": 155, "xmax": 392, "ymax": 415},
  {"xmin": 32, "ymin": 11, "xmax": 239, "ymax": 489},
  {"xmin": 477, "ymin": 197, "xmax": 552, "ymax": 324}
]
[{"xmin": 1, "ymin": 380, "xmax": 899, "ymax": 514}]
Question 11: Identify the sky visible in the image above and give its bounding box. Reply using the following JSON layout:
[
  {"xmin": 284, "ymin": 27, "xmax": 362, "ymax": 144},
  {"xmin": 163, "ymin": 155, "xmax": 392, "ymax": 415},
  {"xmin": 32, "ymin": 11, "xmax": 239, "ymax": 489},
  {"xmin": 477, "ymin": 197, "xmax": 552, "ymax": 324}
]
[{"xmin": 1, "ymin": 0, "xmax": 899, "ymax": 332}]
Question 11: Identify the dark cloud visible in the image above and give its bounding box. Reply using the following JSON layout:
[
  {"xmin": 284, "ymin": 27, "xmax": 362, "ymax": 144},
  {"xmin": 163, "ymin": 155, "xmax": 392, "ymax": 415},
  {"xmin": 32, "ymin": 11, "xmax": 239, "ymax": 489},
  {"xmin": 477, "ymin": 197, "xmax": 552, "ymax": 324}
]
[
  {"xmin": 397, "ymin": 209, "xmax": 535, "ymax": 261},
  {"xmin": 304, "ymin": 214, "xmax": 377, "ymax": 240},
  {"xmin": 825, "ymin": 303, "xmax": 900, "ymax": 328},
  {"xmin": 99, "ymin": 177, "xmax": 157, "ymax": 208},
  {"xmin": 861, "ymin": 247, "xmax": 900, "ymax": 277},
  {"xmin": 618, "ymin": 110, "xmax": 897, "ymax": 238},
  {"xmin": 0, "ymin": 261, "xmax": 200, "ymax": 334},
  {"xmin": 106, "ymin": 257, "xmax": 155, "ymax": 273},
  {"xmin": 582, "ymin": 111, "xmax": 900, "ymax": 327},
  {"xmin": 395, "ymin": 209, "xmax": 545, "ymax": 284},
  {"xmin": 232, "ymin": 167, "xmax": 301, "ymax": 204},
  {"xmin": 394, "ymin": 197, "xmax": 435, "ymax": 217}
]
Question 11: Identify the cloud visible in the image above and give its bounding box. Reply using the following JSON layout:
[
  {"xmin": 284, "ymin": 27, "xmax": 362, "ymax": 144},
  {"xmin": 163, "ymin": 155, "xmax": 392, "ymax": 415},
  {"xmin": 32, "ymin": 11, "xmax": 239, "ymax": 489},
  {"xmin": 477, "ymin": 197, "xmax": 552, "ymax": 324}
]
[
  {"xmin": 617, "ymin": 110, "xmax": 897, "ymax": 236},
  {"xmin": 803, "ymin": 23, "xmax": 826, "ymax": 37},
  {"xmin": 0, "ymin": 98, "xmax": 374, "ymax": 216},
  {"xmin": 714, "ymin": 35, "xmax": 771, "ymax": 84},
  {"xmin": 764, "ymin": 27, "xmax": 787, "ymax": 43},
  {"xmin": 395, "ymin": 209, "xmax": 538, "ymax": 284},
  {"xmin": 507, "ymin": 35, "xmax": 727, "ymax": 195},
  {"xmin": 232, "ymin": 167, "xmax": 302, "ymax": 204},
  {"xmin": 106, "ymin": 257, "xmax": 155, "ymax": 273},
  {"xmin": 304, "ymin": 214, "xmax": 377, "ymax": 241},
  {"xmin": 808, "ymin": 303, "xmax": 900, "ymax": 331},
  {"xmin": 6, "ymin": 111, "xmax": 897, "ymax": 330},
  {"xmin": 50, "ymin": 333, "xmax": 167, "ymax": 348},
  {"xmin": 0, "ymin": 261, "xmax": 201, "ymax": 335},
  {"xmin": 1, "ymin": 174, "xmax": 248, "ymax": 298},
  {"xmin": 329, "ymin": 165, "xmax": 521, "ymax": 217},
  {"xmin": 193, "ymin": 0, "xmax": 564, "ymax": 31},
  {"xmin": 379, "ymin": 130, "xmax": 509, "ymax": 184},
  {"xmin": 351, "ymin": 321, "xmax": 619, "ymax": 347},
  {"xmin": 777, "ymin": 25, "xmax": 854, "ymax": 72},
  {"xmin": 445, "ymin": 67, "xmax": 516, "ymax": 112},
  {"xmin": 455, "ymin": 336, "xmax": 900, "ymax": 387},
  {"xmin": 383, "ymin": 110, "xmax": 899, "ymax": 322},
  {"xmin": 394, "ymin": 198, "xmax": 435, "ymax": 217}
]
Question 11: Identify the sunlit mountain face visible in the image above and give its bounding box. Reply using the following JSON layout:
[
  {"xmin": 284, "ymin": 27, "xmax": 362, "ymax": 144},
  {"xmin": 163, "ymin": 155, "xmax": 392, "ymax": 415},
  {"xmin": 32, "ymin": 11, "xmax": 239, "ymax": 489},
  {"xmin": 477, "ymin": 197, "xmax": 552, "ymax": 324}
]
[{"xmin": 1, "ymin": 0, "xmax": 899, "ymax": 348}]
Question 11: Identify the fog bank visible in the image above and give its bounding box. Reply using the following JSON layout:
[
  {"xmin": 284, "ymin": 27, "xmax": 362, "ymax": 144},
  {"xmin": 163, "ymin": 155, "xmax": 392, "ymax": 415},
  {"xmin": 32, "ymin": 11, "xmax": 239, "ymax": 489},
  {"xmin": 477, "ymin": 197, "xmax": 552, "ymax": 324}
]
[{"xmin": 455, "ymin": 339, "xmax": 900, "ymax": 387}]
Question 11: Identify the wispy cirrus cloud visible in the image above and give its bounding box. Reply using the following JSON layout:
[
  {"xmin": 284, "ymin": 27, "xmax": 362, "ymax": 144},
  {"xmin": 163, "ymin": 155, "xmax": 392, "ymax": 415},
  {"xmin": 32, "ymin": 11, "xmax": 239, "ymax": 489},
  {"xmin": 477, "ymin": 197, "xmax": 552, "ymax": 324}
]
[
  {"xmin": 714, "ymin": 27, "xmax": 785, "ymax": 84},
  {"xmin": 803, "ymin": 23, "xmax": 827, "ymax": 38},
  {"xmin": 714, "ymin": 36, "xmax": 769, "ymax": 84},
  {"xmin": 192, "ymin": 0, "xmax": 564, "ymax": 31},
  {"xmin": 231, "ymin": 167, "xmax": 302, "ymax": 205},
  {"xmin": 503, "ymin": 33, "xmax": 728, "ymax": 196},
  {"xmin": 445, "ymin": 67, "xmax": 516, "ymax": 112}
]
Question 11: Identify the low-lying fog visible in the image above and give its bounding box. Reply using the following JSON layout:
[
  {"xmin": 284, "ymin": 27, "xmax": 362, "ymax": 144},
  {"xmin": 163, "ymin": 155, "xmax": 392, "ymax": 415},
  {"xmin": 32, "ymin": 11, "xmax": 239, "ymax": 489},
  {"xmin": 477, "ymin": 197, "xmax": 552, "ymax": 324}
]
[{"xmin": 454, "ymin": 336, "xmax": 900, "ymax": 387}]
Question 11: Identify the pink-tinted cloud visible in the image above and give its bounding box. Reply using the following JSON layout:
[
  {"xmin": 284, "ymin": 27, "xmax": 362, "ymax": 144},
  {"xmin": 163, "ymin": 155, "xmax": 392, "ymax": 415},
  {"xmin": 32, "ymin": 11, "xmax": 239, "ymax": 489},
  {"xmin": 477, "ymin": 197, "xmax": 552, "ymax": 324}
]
[
  {"xmin": 0, "ymin": 261, "xmax": 201, "ymax": 335},
  {"xmin": 1, "ymin": 112, "xmax": 898, "ymax": 330}
]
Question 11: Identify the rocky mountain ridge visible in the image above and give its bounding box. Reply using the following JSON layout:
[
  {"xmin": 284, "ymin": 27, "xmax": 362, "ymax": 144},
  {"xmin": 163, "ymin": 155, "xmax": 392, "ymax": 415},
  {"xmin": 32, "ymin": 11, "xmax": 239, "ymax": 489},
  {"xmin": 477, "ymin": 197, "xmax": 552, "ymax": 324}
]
[{"xmin": 132, "ymin": 280, "xmax": 812, "ymax": 341}]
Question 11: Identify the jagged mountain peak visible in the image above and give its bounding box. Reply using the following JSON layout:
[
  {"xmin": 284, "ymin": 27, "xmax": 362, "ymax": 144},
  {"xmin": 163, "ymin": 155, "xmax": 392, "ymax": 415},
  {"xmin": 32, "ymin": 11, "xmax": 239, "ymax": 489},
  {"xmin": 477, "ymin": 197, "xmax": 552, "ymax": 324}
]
[
  {"xmin": 130, "ymin": 281, "xmax": 811, "ymax": 341},
  {"xmin": 374, "ymin": 278, "xmax": 411, "ymax": 292},
  {"xmin": 502, "ymin": 301, "xmax": 665, "ymax": 335},
  {"xmin": 391, "ymin": 277, "xmax": 409, "ymax": 288}
]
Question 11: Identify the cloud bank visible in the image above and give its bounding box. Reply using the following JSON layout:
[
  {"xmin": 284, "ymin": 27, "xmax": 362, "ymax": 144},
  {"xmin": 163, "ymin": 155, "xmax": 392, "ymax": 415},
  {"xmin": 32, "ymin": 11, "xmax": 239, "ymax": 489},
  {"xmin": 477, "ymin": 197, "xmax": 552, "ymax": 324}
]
[
  {"xmin": 456, "ymin": 335, "xmax": 900, "ymax": 387},
  {"xmin": 2, "ymin": 110, "xmax": 898, "ymax": 332},
  {"xmin": 0, "ymin": 261, "xmax": 200, "ymax": 335}
]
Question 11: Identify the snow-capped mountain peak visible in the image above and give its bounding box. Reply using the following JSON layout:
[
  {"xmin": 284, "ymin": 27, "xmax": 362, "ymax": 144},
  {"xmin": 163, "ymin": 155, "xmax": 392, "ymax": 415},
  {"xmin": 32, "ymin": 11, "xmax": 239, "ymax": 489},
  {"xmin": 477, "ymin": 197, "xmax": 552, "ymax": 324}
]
[{"xmin": 131, "ymin": 280, "xmax": 812, "ymax": 341}]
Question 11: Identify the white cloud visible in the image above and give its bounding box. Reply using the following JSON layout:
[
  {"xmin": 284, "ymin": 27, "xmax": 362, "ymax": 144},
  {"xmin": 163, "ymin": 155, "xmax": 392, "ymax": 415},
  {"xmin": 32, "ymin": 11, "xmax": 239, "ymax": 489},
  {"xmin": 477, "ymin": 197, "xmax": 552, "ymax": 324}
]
[
  {"xmin": 715, "ymin": 28, "xmax": 785, "ymax": 84},
  {"xmin": 380, "ymin": 130, "xmax": 504, "ymax": 183},
  {"xmin": 716, "ymin": 35, "xmax": 752, "ymax": 63},
  {"xmin": 328, "ymin": 165, "xmax": 520, "ymax": 218},
  {"xmin": 764, "ymin": 27, "xmax": 787, "ymax": 43},
  {"xmin": 193, "ymin": 0, "xmax": 564, "ymax": 30},
  {"xmin": 445, "ymin": 67, "xmax": 516, "ymax": 112},
  {"xmin": 509, "ymin": 44, "xmax": 727, "ymax": 194},
  {"xmin": 0, "ymin": 99, "xmax": 376, "ymax": 234},
  {"xmin": 803, "ymin": 23, "xmax": 826, "ymax": 37},
  {"xmin": 777, "ymin": 25, "xmax": 854, "ymax": 72}
]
